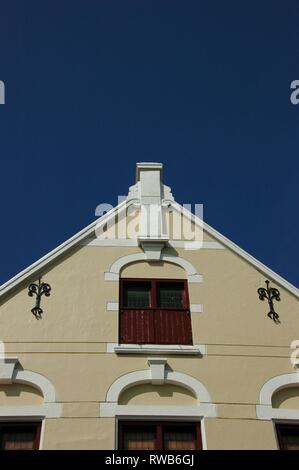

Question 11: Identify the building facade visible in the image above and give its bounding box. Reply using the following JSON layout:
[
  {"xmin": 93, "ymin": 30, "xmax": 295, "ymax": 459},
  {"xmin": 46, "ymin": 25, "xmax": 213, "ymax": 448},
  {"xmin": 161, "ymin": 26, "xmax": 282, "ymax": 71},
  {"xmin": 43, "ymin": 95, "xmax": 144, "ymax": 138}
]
[{"xmin": 0, "ymin": 162, "xmax": 298, "ymax": 450}]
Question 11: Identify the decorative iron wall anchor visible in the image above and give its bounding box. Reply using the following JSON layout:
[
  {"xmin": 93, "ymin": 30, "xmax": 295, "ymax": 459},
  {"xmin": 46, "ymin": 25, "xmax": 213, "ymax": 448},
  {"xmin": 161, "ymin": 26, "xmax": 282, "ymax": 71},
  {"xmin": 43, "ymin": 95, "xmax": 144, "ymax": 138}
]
[
  {"xmin": 28, "ymin": 278, "xmax": 51, "ymax": 319},
  {"xmin": 257, "ymin": 280, "xmax": 280, "ymax": 323}
]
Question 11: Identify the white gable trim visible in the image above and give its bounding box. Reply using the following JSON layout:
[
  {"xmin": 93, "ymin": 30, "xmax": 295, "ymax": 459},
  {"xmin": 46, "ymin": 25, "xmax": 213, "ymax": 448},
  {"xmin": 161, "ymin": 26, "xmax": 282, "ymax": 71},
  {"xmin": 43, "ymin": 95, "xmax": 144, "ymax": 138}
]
[
  {"xmin": 1, "ymin": 197, "xmax": 298, "ymax": 298},
  {"xmin": 0, "ymin": 201, "xmax": 127, "ymax": 297},
  {"xmin": 172, "ymin": 202, "xmax": 299, "ymax": 297}
]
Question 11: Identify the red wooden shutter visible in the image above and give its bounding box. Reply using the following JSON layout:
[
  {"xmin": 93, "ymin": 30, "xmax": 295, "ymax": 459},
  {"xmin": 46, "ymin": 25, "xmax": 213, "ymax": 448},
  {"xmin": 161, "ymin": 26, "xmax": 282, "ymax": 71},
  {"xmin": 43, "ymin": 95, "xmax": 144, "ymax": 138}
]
[
  {"xmin": 154, "ymin": 308, "xmax": 192, "ymax": 345},
  {"xmin": 120, "ymin": 308, "xmax": 155, "ymax": 343}
]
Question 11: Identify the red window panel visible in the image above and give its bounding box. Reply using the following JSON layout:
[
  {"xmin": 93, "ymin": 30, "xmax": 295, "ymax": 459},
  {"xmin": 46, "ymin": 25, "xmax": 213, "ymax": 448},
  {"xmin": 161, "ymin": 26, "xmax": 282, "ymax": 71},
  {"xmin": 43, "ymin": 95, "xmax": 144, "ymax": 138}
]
[
  {"xmin": 0, "ymin": 422, "xmax": 41, "ymax": 450},
  {"xmin": 154, "ymin": 309, "xmax": 192, "ymax": 345},
  {"xmin": 119, "ymin": 421, "xmax": 202, "ymax": 450},
  {"xmin": 119, "ymin": 279, "xmax": 192, "ymax": 345},
  {"xmin": 123, "ymin": 425, "xmax": 156, "ymax": 450},
  {"xmin": 120, "ymin": 309, "xmax": 155, "ymax": 344}
]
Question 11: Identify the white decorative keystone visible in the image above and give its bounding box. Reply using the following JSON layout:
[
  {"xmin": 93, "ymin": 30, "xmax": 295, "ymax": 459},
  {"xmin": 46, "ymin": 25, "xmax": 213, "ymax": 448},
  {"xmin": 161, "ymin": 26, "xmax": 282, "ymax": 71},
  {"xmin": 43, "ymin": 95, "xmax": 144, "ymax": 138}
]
[
  {"xmin": 148, "ymin": 358, "xmax": 167, "ymax": 385},
  {"xmin": 0, "ymin": 357, "xmax": 19, "ymax": 384},
  {"xmin": 138, "ymin": 239, "xmax": 168, "ymax": 261}
]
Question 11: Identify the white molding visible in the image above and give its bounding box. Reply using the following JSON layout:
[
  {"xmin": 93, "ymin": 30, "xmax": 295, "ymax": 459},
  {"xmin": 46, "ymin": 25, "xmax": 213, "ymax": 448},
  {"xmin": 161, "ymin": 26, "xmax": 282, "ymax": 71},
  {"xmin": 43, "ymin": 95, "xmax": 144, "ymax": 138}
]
[
  {"xmin": 106, "ymin": 343, "xmax": 207, "ymax": 356},
  {"xmin": 104, "ymin": 252, "xmax": 203, "ymax": 284},
  {"xmin": 2, "ymin": 171, "xmax": 298, "ymax": 298},
  {"xmin": 81, "ymin": 238, "xmax": 225, "ymax": 249},
  {"xmin": 105, "ymin": 368, "xmax": 212, "ymax": 403},
  {"xmin": 0, "ymin": 357, "xmax": 19, "ymax": 384},
  {"xmin": 188, "ymin": 274, "xmax": 203, "ymax": 283},
  {"xmin": 190, "ymin": 304, "xmax": 203, "ymax": 314},
  {"xmin": 259, "ymin": 373, "xmax": 299, "ymax": 406},
  {"xmin": 256, "ymin": 372, "xmax": 299, "ymax": 420},
  {"xmin": 81, "ymin": 238, "xmax": 139, "ymax": 247},
  {"xmin": 0, "ymin": 403, "xmax": 62, "ymax": 418},
  {"xmin": 106, "ymin": 370, "xmax": 151, "ymax": 402},
  {"xmin": 148, "ymin": 358, "xmax": 167, "ymax": 385},
  {"xmin": 105, "ymin": 252, "xmax": 145, "ymax": 280},
  {"xmin": 0, "ymin": 201, "xmax": 128, "ymax": 297},
  {"xmin": 0, "ymin": 358, "xmax": 62, "ymax": 418},
  {"xmin": 256, "ymin": 405, "xmax": 299, "ymax": 420},
  {"xmin": 15, "ymin": 369, "xmax": 57, "ymax": 403},
  {"xmin": 172, "ymin": 202, "xmax": 299, "ymax": 297},
  {"xmin": 100, "ymin": 366, "xmax": 217, "ymax": 419},
  {"xmin": 138, "ymin": 240, "xmax": 167, "ymax": 261},
  {"xmin": 100, "ymin": 403, "xmax": 217, "ymax": 418},
  {"xmin": 106, "ymin": 302, "xmax": 119, "ymax": 312},
  {"xmin": 104, "ymin": 272, "xmax": 119, "ymax": 281},
  {"xmin": 165, "ymin": 370, "xmax": 212, "ymax": 402},
  {"xmin": 162, "ymin": 254, "xmax": 202, "ymax": 282},
  {"xmin": 39, "ymin": 419, "xmax": 46, "ymax": 450},
  {"xmin": 136, "ymin": 162, "xmax": 163, "ymax": 181},
  {"xmin": 201, "ymin": 417, "xmax": 208, "ymax": 450}
]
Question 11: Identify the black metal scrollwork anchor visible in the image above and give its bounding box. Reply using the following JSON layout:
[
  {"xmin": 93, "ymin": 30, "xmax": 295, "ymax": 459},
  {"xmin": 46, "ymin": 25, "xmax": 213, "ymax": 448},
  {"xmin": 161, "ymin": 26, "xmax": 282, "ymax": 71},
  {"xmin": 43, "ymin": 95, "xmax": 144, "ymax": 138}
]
[
  {"xmin": 257, "ymin": 280, "xmax": 280, "ymax": 323},
  {"xmin": 28, "ymin": 278, "xmax": 51, "ymax": 319}
]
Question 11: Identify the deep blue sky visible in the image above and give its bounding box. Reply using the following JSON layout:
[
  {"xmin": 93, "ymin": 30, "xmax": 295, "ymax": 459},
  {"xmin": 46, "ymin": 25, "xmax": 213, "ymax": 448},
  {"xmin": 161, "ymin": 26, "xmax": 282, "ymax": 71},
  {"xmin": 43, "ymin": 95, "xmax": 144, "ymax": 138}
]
[{"xmin": 0, "ymin": 1, "xmax": 298, "ymax": 288}]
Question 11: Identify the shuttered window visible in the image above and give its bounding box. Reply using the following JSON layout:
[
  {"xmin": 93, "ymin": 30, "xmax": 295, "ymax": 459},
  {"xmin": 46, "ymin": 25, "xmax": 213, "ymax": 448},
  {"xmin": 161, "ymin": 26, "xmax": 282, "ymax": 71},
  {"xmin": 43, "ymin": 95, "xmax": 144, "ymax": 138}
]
[
  {"xmin": 0, "ymin": 423, "xmax": 41, "ymax": 450},
  {"xmin": 119, "ymin": 279, "xmax": 192, "ymax": 345},
  {"xmin": 157, "ymin": 283, "xmax": 184, "ymax": 309},
  {"xmin": 119, "ymin": 421, "xmax": 202, "ymax": 450},
  {"xmin": 124, "ymin": 282, "xmax": 151, "ymax": 308}
]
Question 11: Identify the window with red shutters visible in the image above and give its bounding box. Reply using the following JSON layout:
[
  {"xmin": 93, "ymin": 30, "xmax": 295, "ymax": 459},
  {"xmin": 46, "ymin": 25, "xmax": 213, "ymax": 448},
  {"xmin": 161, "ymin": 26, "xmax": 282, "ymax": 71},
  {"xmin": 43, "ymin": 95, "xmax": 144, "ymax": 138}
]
[
  {"xmin": 118, "ymin": 421, "xmax": 202, "ymax": 450},
  {"xmin": 119, "ymin": 279, "xmax": 193, "ymax": 345},
  {"xmin": 0, "ymin": 422, "xmax": 41, "ymax": 450}
]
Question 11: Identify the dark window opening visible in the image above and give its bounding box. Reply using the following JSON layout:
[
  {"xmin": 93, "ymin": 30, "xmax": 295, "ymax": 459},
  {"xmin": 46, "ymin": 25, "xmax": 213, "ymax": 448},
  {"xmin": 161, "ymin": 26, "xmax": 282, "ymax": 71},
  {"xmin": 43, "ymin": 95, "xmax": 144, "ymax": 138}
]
[
  {"xmin": 123, "ymin": 282, "xmax": 151, "ymax": 308},
  {"xmin": 157, "ymin": 282, "xmax": 184, "ymax": 309},
  {"xmin": 0, "ymin": 422, "xmax": 41, "ymax": 450},
  {"xmin": 276, "ymin": 423, "xmax": 299, "ymax": 450},
  {"xmin": 119, "ymin": 421, "xmax": 202, "ymax": 450}
]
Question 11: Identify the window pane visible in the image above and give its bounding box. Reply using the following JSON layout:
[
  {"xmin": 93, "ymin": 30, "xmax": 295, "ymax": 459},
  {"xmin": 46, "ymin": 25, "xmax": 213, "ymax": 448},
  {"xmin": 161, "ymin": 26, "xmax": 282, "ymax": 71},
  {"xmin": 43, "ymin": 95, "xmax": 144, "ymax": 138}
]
[
  {"xmin": 1, "ymin": 426, "xmax": 38, "ymax": 450},
  {"xmin": 157, "ymin": 283, "xmax": 184, "ymax": 308},
  {"xmin": 120, "ymin": 422, "xmax": 201, "ymax": 450},
  {"xmin": 164, "ymin": 429, "xmax": 197, "ymax": 450},
  {"xmin": 124, "ymin": 283, "xmax": 151, "ymax": 308},
  {"xmin": 277, "ymin": 425, "xmax": 299, "ymax": 450},
  {"xmin": 123, "ymin": 429, "xmax": 155, "ymax": 450}
]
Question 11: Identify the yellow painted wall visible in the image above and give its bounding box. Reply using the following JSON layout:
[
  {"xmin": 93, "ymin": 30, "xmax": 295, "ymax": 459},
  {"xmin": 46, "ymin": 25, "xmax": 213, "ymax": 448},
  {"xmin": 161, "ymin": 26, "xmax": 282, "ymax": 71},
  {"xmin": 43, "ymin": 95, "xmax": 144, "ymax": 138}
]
[
  {"xmin": 0, "ymin": 221, "xmax": 298, "ymax": 449},
  {"xmin": 119, "ymin": 384, "xmax": 196, "ymax": 405},
  {"xmin": 0, "ymin": 384, "xmax": 43, "ymax": 405},
  {"xmin": 272, "ymin": 387, "xmax": 299, "ymax": 409}
]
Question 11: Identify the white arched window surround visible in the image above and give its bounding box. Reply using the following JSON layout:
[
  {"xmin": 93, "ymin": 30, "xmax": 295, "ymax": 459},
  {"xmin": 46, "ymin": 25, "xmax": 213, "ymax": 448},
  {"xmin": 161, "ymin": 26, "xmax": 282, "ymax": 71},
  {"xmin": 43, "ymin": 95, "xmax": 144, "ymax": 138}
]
[
  {"xmin": 100, "ymin": 365, "xmax": 217, "ymax": 419},
  {"xmin": 104, "ymin": 252, "xmax": 203, "ymax": 284},
  {"xmin": 0, "ymin": 358, "xmax": 62, "ymax": 418},
  {"xmin": 256, "ymin": 372, "xmax": 299, "ymax": 420}
]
